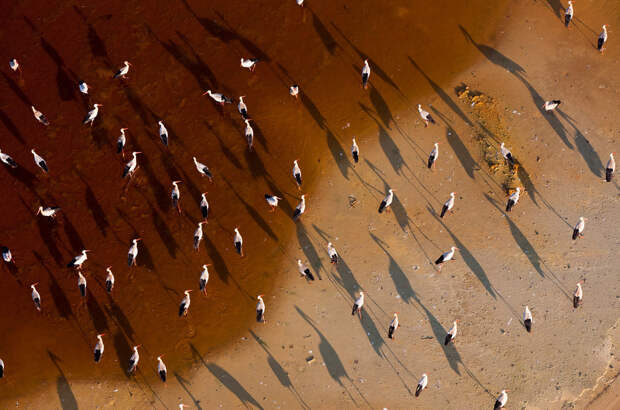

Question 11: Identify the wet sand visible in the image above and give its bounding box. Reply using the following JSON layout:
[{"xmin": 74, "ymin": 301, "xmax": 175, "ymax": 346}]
[{"xmin": 2, "ymin": 0, "xmax": 619, "ymax": 408}]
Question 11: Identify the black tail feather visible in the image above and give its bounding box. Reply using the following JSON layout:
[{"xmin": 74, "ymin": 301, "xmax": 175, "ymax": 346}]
[
  {"xmin": 440, "ymin": 205, "xmax": 448, "ymax": 218},
  {"xmin": 606, "ymin": 168, "xmax": 613, "ymax": 182},
  {"xmin": 415, "ymin": 385, "xmax": 422, "ymax": 397},
  {"xmin": 524, "ymin": 319, "xmax": 532, "ymax": 333}
]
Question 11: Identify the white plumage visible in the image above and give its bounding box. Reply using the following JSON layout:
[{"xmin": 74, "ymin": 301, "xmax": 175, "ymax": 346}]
[{"xmin": 327, "ymin": 242, "xmax": 338, "ymax": 263}]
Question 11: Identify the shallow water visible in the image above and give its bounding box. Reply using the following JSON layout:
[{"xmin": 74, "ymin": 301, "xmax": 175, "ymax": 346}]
[{"xmin": 0, "ymin": 0, "xmax": 507, "ymax": 399}]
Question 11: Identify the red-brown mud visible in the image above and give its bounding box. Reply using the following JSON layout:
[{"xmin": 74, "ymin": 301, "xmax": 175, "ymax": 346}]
[{"xmin": 0, "ymin": 0, "xmax": 507, "ymax": 401}]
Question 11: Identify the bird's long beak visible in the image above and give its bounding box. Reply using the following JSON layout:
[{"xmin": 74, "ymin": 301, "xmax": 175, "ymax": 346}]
[
  {"xmin": 174, "ymin": 180, "xmax": 182, "ymax": 184},
  {"xmin": 32, "ymin": 282, "xmax": 39, "ymax": 286},
  {"xmin": 201, "ymin": 91, "xmax": 209, "ymax": 96},
  {"xmin": 98, "ymin": 333, "xmax": 105, "ymax": 337},
  {"xmin": 85, "ymin": 250, "xmax": 91, "ymax": 252},
  {"xmin": 136, "ymin": 238, "xmax": 142, "ymax": 241},
  {"xmin": 121, "ymin": 128, "xmax": 128, "ymax": 131},
  {"xmin": 186, "ymin": 289, "xmax": 193, "ymax": 293},
  {"xmin": 36, "ymin": 208, "xmax": 41, "ymax": 215}
]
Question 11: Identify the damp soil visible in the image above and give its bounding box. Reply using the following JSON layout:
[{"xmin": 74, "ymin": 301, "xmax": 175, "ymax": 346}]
[{"xmin": 0, "ymin": 0, "xmax": 508, "ymax": 401}]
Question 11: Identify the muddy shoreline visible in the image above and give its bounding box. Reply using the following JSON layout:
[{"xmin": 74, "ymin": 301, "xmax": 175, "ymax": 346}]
[{"xmin": 0, "ymin": 0, "xmax": 509, "ymax": 402}]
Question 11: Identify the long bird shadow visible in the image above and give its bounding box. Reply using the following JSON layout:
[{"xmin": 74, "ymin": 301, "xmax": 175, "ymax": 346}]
[
  {"xmin": 330, "ymin": 22, "xmax": 401, "ymax": 93},
  {"xmin": 72, "ymin": 5, "xmax": 111, "ymax": 66},
  {"xmin": 299, "ymin": 93, "xmax": 327, "ymax": 130},
  {"xmin": 295, "ymin": 306, "xmax": 358, "ymax": 405},
  {"xmin": 34, "ymin": 251, "xmax": 73, "ymax": 318},
  {"xmin": 556, "ymin": 109, "xmax": 604, "ymax": 177},
  {"xmin": 40, "ymin": 37, "xmax": 76, "ymax": 102},
  {"xmin": 421, "ymin": 304, "xmax": 463, "ymax": 375},
  {"xmin": 208, "ymin": 121, "xmax": 243, "ymax": 169},
  {"xmin": 460, "ymin": 25, "xmax": 525, "ymax": 74},
  {"xmin": 113, "ymin": 331, "xmax": 133, "ymax": 378},
  {"xmin": 325, "ymin": 128, "xmax": 350, "ymax": 180},
  {"xmin": 369, "ymin": 86, "xmax": 394, "ymax": 130},
  {"xmin": 0, "ymin": 108, "xmax": 27, "ymax": 145},
  {"xmin": 484, "ymin": 194, "xmax": 545, "ymax": 278},
  {"xmin": 433, "ymin": 213, "xmax": 497, "ymax": 299},
  {"xmin": 62, "ymin": 215, "xmax": 86, "ymax": 253},
  {"xmin": 249, "ymin": 330, "xmax": 309, "ymax": 409},
  {"xmin": 36, "ymin": 216, "xmax": 64, "ymax": 266},
  {"xmin": 296, "ymin": 224, "xmax": 323, "ymax": 280},
  {"xmin": 431, "ymin": 108, "xmax": 479, "ymax": 179},
  {"xmin": 181, "ymin": 0, "xmax": 270, "ymax": 61},
  {"xmin": 408, "ymin": 57, "xmax": 472, "ymax": 126},
  {"xmin": 311, "ymin": 10, "xmax": 341, "ymax": 55},
  {"xmin": 206, "ymin": 363, "xmax": 264, "ymax": 409},
  {"xmin": 78, "ymin": 174, "xmax": 110, "ymax": 236},
  {"xmin": 369, "ymin": 233, "xmax": 416, "ymax": 304},
  {"xmin": 151, "ymin": 207, "xmax": 180, "ymax": 258},
  {"xmin": 223, "ymin": 178, "xmax": 278, "ymax": 241},
  {"xmin": 47, "ymin": 350, "xmax": 79, "ymax": 410},
  {"xmin": 1, "ymin": 72, "xmax": 33, "ymax": 107},
  {"xmin": 513, "ymin": 72, "xmax": 574, "ymax": 149},
  {"xmin": 105, "ymin": 298, "xmax": 136, "ymax": 342},
  {"xmin": 174, "ymin": 372, "xmax": 203, "ymax": 410},
  {"xmin": 86, "ymin": 292, "xmax": 109, "ymax": 333}
]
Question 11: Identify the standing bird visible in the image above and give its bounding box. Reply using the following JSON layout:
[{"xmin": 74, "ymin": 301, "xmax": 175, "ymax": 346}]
[
  {"xmin": 113, "ymin": 61, "xmax": 131, "ymax": 79},
  {"xmin": 37, "ymin": 206, "xmax": 60, "ymax": 218},
  {"xmin": 244, "ymin": 119, "xmax": 254, "ymax": 151},
  {"xmin": 572, "ymin": 216, "xmax": 586, "ymax": 240},
  {"xmin": 351, "ymin": 137, "xmax": 359, "ymax": 163},
  {"xmin": 428, "ymin": 142, "xmax": 439, "ymax": 169},
  {"xmin": 31, "ymin": 283, "xmax": 41, "ymax": 311},
  {"xmin": 500, "ymin": 142, "xmax": 514, "ymax": 165},
  {"xmin": 523, "ymin": 305, "xmax": 533, "ymax": 333},
  {"xmin": 200, "ymin": 192, "xmax": 209, "ymax": 220},
  {"xmin": 598, "ymin": 25, "xmax": 608, "ymax": 53},
  {"xmin": 0, "ymin": 149, "xmax": 18, "ymax": 168},
  {"xmin": 117, "ymin": 128, "xmax": 128, "ymax": 157},
  {"xmin": 9, "ymin": 58, "xmax": 19, "ymax": 72},
  {"xmin": 435, "ymin": 247, "xmax": 458, "ymax": 271},
  {"xmin": 418, "ymin": 104, "xmax": 435, "ymax": 127},
  {"xmin": 361, "ymin": 59, "xmax": 371, "ymax": 89},
  {"xmin": 327, "ymin": 242, "xmax": 338, "ymax": 264},
  {"xmin": 193, "ymin": 157, "xmax": 213, "ymax": 181},
  {"xmin": 1, "ymin": 246, "xmax": 13, "ymax": 263},
  {"xmin": 199, "ymin": 264, "xmax": 210, "ymax": 295},
  {"xmin": 264, "ymin": 194, "xmax": 282, "ymax": 211},
  {"xmin": 122, "ymin": 151, "xmax": 141, "ymax": 178},
  {"xmin": 289, "ymin": 85, "xmax": 299, "ymax": 98},
  {"xmin": 203, "ymin": 90, "xmax": 232, "ymax": 104},
  {"xmin": 297, "ymin": 0, "xmax": 304, "ymax": 6},
  {"xmin": 179, "ymin": 290, "xmax": 192, "ymax": 317},
  {"xmin": 127, "ymin": 345, "xmax": 140, "ymax": 374},
  {"xmin": 193, "ymin": 222, "xmax": 205, "ymax": 251},
  {"xmin": 542, "ymin": 100, "xmax": 561, "ymax": 111},
  {"xmin": 494, "ymin": 390, "xmax": 509, "ymax": 409},
  {"xmin": 31, "ymin": 149, "xmax": 49, "ymax": 173},
  {"xmin": 0, "ymin": 358, "xmax": 3, "ymax": 378},
  {"xmin": 157, "ymin": 356, "xmax": 167, "ymax": 382},
  {"xmin": 505, "ymin": 187, "xmax": 521, "ymax": 212},
  {"xmin": 78, "ymin": 80, "xmax": 89, "ymax": 95},
  {"xmin": 67, "ymin": 250, "xmax": 90, "ymax": 269},
  {"xmin": 292, "ymin": 160, "xmax": 302, "ymax": 188},
  {"xmin": 444, "ymin": 320, "xmax": 458, "ymax": 345},
  {"xmin": 378, "ymin": 188, "xmax": 394, "ymax": 213},
  {"xmin": 105, "ymin": 267, "xmax": 115, "ymax": 293},
  {"xmin": 128, "ymin": 239, "xmax": 140, "ymax": 266},
  {"xmin": 240, "ymin": 58, "xmax": 259, "ymax": 71},
  {"xmin": 238, "ymin": 96, "xmax": 249, "ymax": 119},
  {"xmin": 416, "ymin": 373, "xmax": 428, "ymax": 397},
  {"xmin": 293, "ymin": 195, "xmax": 306, "ymax": 220},
  {"xmin": 94, "ymin": 334, "xmax": 104, "ymax": 363},
  {"xmin": 388, "ymin": 313, "xmax": 399, "ymax": 339},
  {"xmin": 77, "ymin": 271, "xmax": 87, "ymax": 297},
  {"xmin": 351, "ymin": 291, "xmax": 364, "ymax": 318},
  {"xmin": 440, "ymin": 192, "xmax": 456, "ymax": 218},
  {"xmin": 564, "ymin": 1, "xmax": 573, "ymax": 27},
  {"xmin": 171, "ymin": 180, "xmax": 182, "ymax": 213},
  {"xmin": 234, "ymin": 228, "xmax": 243, "ymax": 256},
  {"xmin": 31, "ymin": 106, "xmax": 49, "ymax": 126},
  {"xmin": 297, "ymin": 259, "xmax": 315, "ymax": 281},
  {"xmin": 256, "ymin": 295, "xmax": 266, "ymax": 323},
  {"xmin": 605, "ymin": 153, "xmax": 615, "ymax": 182},
  {"xmin": 158, "ymin": 121, "xmax": 169, "ymax": 147},
  {"xmin": 107, "ymin": 282, "xmax": 122, "ymax": 308},
  {"xmin": 82, "ymin": 103, "xmax": 102, "ymax": 126},
  {"xmin": 573, "ymin": 281, "xmax": 583, "ymax": 308}
]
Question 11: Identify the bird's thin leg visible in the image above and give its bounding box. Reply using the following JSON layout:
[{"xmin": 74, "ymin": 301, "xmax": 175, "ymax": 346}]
[{"xmin": 358, "ymin": 308, "xmax": 362, "ymax": 319}]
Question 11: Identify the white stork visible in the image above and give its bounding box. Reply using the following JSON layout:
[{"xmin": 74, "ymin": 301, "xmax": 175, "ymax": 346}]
[
  {"xmin": 265, "ymin": 194, "xmax": 282, "ymax": 212},
  {"xmin": 572, "ymin": 216, "xmax": 586, "ymax": 240},
  {"xmin": 31, "ymin": 106, "xmax": 49, "ymax": 125},
  {"xmin": 440, "ymin": 192, "xmax": 456, "ymax": 218},
  {"xmin": 327, "ymin": 242, "xmax": 338, "ymax": 264},
  {"xmin": 127, "ymin": 345, "xmax": 140, "ymax": 374},
  {"xmin": 297, "ymin": 259, "xmax": 315, "ymax": 281},
  {"xmin": 82, "ymin": 104, "xmax": 102, "ymax": 126},
  {"xmin": 37, "ymin": 206, "xmax": 60, "ymax": 218},
  {"xmin": 523, "ymin": 305, "xmax": 533, "ymax": 333},
  {"xmin": 234, "ymin": 228, "xmax": 243, "ymax": 256},
  {"xmin": 113, "ymin": 61, "xmax": 131, "ymax": 79},
  {"xmin": 494, "ymin": 390, "xmax": 509, "ymax": 409},
  {"xmin": 378, "ymin": 189, "xmax": 394, "ymax": 213},
  {"xmin": 179, "ymin": 290, "xmax": 191, "ymax": 317},
  {"xmin": 203, "ymin": 90, "xmax": 232, "ymax": 104},
  {"xmin": 157, "ymin": 356, "xmax": 167, "ymax": 382},
  {"xmin": 31, "ymin": 283, "xmax": 41, "ymax": 311},
  {"xmin": 351, "ymin": 137, "xmax": 359, "ymax": 163},
  {"xmin": 256, "ymin": 295, "xmax": 266, "ymax": 323},
  {"xmin": 67, "ymin": 250, "xmax": 90, "ymax": 269},
  {"xmin": 573, "ymin": 281, "xmax": 583, "ymax": 308},
  {"xmin": 416, "ymin": 373, "xmax": 428, "ymax": 397},
  {"xmin": 127, "ymin": 239, "xmax": 140, "ymax": 266},
  {"xmin": 199, "ymin": 264, "xmax": 210, "ymax": 295},
  {"xmin": 293, "ymin": 195, "xmax": 306, "ymax": 220},
  {"xmin": 94, "ymin": 334, "xmax": 105, "ymax": 363},
  {"xmin": 193, "ymin": 222, "xmax": 205, "ymax": 251},
  {"xmin": 605, "ymin": 153, "xmax": 615, "ymax": 182},
  {"xmin": 361, "ymin": 59, "xmax": 370, "ymax": 89},
  {"xmin": 505, "ymin": 187, "xmax": 520, "ymax": 212},
  {"xmin": 240, "ymin": 58, "xmax": 259, "ymax": 71},
  {"xmin": 428, "ymin": 142, "xmax": 439, "ymax": 169},
  {"xmin": 351, "ymin": 291, "xmax": 364, "ymax": 318},
  {"xmin": 418, "ymin": 104, "xmax": 435, "ymax": 127},
  {"xmin": 0, "ymin": 149, "xmax": 18, "ymax": 168},
  {"xmin": 158, "ymin": 121, "xmax": 169, "ymax": 146},
  {"xmin": 388, "ymin": 313, "xmax": 399, "ymax": 339},
  {"xmin": 31, "ymin": 149, "xmax": 49, "ymax": 173},
  {"xmin": 238, "ymin": 96, "xmax": 249, "ymax": 119},
  {"xmin": 444, "ymin": 320, "xmax": 458, "ymax": 345},
  {"xmin": 77, "ymin": 271, "xmax": 87, "ymax": 297},
  {"xmin": 105, "ymin": 267, "xmax": 115, "ymax": 293},
  {"xmin": 122, "ymin": 151, "xmax": 141, "ymax": 178},
  {"xmin": 435, "ymin": 247, "xmax": 458, "ymax": 271}
]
